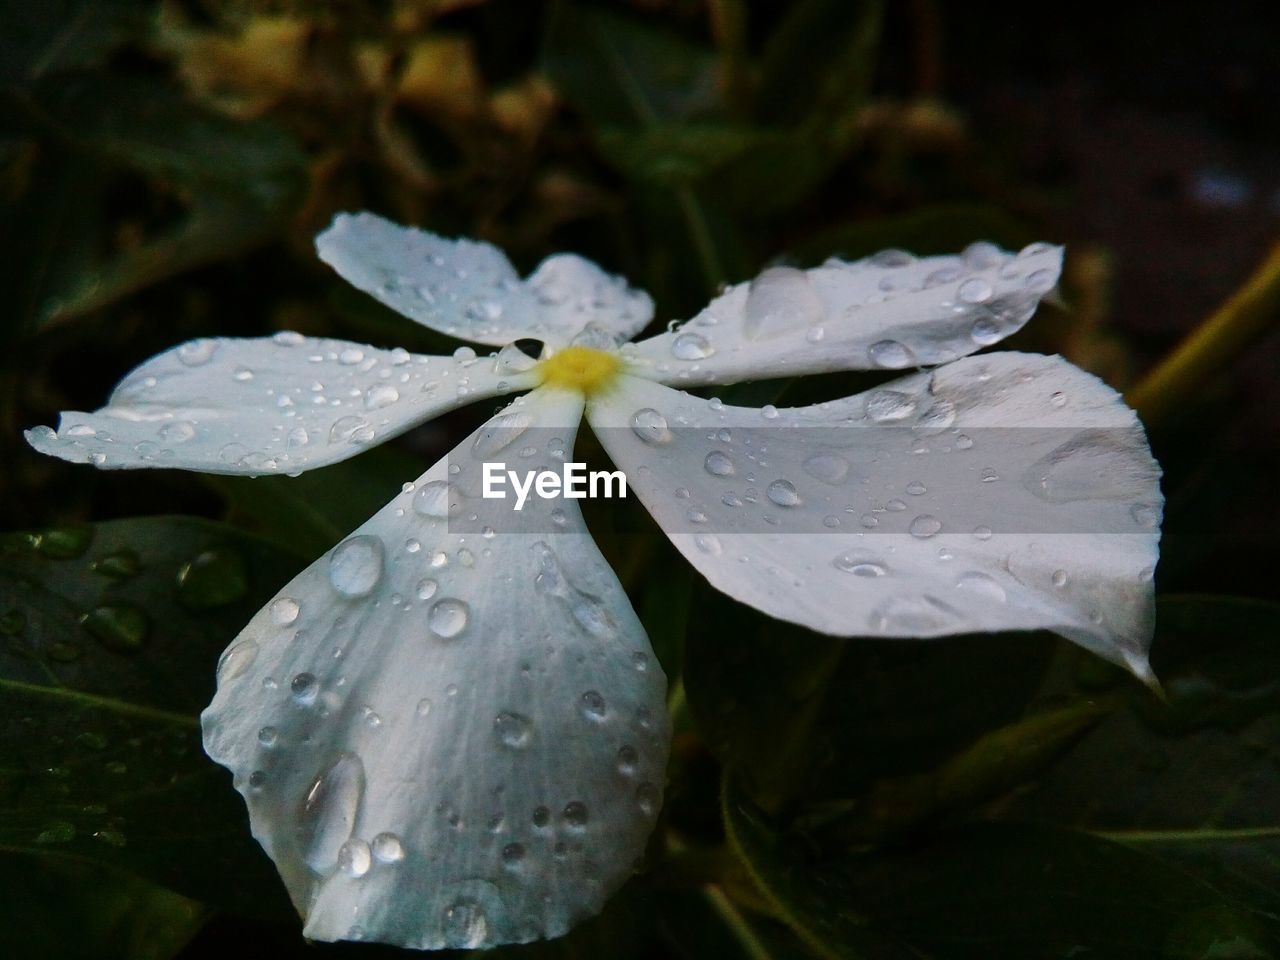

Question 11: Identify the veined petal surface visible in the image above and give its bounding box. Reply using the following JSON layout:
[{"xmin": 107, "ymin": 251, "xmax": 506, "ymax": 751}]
[
  {"xmin": 317, "ymin": 212, "xmax": 653, "ymax": 347},
  {"xmin": 623, "ymin": 242, "xmax": 1062, "ymax": 387},
  {"xmin": 587, "ymin": 353, "xmax": 1161, "ymax": 676},
  {"xmin": 25, "ymin": 334, "xmax": 537, "ymax": 475},
  {"xmin": 201, "ymin": 387, "xmax": 670, "ymax": 949}
]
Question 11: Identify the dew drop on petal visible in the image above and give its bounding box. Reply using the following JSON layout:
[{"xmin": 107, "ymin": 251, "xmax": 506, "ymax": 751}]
[
  {"xmin": 298, "ymin": 753, "xmax": 365, "ymax": 871},
  {"xmin": 955, "ymin": 571, "xmax": 1007, "ymax": 603},
  {"xmin": 371, "ymin": 832, "xmax": 405, "ymax": 863},
  {"xmin": 631, "ymin": 408, "xmax": 672, "ymax": 445},
  {"xmin": 270, "ymin": 597, "xmax": 300, "ymax": 626},
  {"xmin": 957, "ymin": 277, "xmax": 994, "ymax": 303},
  {"xmin": 766, "ymin": 479, "xmax": 802, "ymax": 507},
  {"xmin": 833, "ymin": 553, "xmax": 887, "ymax": 577},
  {"xmin": 868, "ymin": 340, "xmax": 915, "ymax": 369},
  {"xmin": 580, "ymin": 691, "xmax": 607, "ymax": 721},
  {"xmin": 864, "ymin": 390, "xmax": 917, "ymax": 422},
  {"xmin": 704, "ymin": 450, "xmax": 735, "ymax": 476},
  {"xmin": 671, "ymin": 332, "xmax": 714, "ymax": 360},
  {"xmin": 329, "ymin": 535, "xmax": 384, "ymax": 598},
  {"xmin": 428, "ymin": 598, "xmax": 470, "ymax": 638},
  {"xmin": 494, "ymin": 712, "xmax": 532, "ymax": 749},
  {"xmin": 909, "ymin": 515, "xmax": 942, "ymax": 538},
  {"xmin": 442, "ymin": 900, "xmax": 488, "ymax": 950},
  {"xmin": 802, "ymin": 453, "xmax": 849, "ymax": 484},
  {"xmin": 338, "ymin": 838, "xmax": 372, "ymax": 877},
  {"xmin": 413, "ymin": 480, "xmax": 454, "ymax": 519},
  {"xmin": 364, "ymin": 384, "xmax": 400, "ymax": 410}
]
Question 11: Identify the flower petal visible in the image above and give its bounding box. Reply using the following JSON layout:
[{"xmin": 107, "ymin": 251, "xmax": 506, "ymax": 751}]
[
  {"xmin": 201, "ymin": 387, "xmax": 670, "ymax": 949},
  {"xmin": 586, "ymin": 353, "xmax": 1161, "ymax": 677},
  {"xmin": 25, "ymin": 334, "xmax": 537, "ymax": 475},
  {"xmin": 316, "ymin": 212, "xmax": 653, "ymax": 347},
  {"xmin": 623, "ymin": 242, "xmax": 1063, "ymax": 387}
]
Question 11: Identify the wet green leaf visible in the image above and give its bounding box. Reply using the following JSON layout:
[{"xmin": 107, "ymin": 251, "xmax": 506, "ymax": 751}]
[
  {"xmin": 0, "ymin": 517, "xmax": 302, "ymax": 918},
  {"xmin": 0, "ymin": 854, "xmax": 206, "ymax": 960},
  {"xmin": 1013, "ymin": 595, "xmax": 1280, "ymax": 919},
  {"xmin": 724, "ymin": 774, "xmax": 1280, "ymax": 959}
]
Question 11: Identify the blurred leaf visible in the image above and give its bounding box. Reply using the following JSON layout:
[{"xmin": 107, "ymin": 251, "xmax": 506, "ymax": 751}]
[
  {"xmin": 0, "ymin": 0, "xmax": 149, "ymax": 84},
  {"xmin": 0, "ymin": 854, "xmax": 206, "ymax": 960},
  {"xmin": 725, "ymin": 774, "xmax": 1280, "ymax": 959},
  {"xmin": 1013, "ymin": 595, "xmax": 1280, "ymax": 919},
  {"xmin": 480, "ymin": 878, "xmax": 654, "ymax": 960},
  {"xmin": 542, "ymin": 2, "xmax": 719, "ymax": 129},
  {"xmin": 0, "ymin": 517, "xmax": 301, "ymax": 918},
  {"xmin": 1, "ymin": 73, "xmax": 306, "ymax": 334},
  {"xmin": 756, "ymin": 0, "xmax": 883, "ymax": 145},
  {"xmin": 684, "ymin": 579, "xmax": 1057, "ymax": 811},
  {"xmin": 208, "ymin": 443, "xmax": 427, "ymax": 558}
]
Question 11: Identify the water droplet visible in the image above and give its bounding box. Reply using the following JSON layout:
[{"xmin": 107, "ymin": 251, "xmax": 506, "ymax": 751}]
[
  {"xmin": 364, "ymin": 384, "xmax": 400, "ymax": 410},
  {"xmin": 915, "ymin": 400, "xmax": 957, "ymax": 435},
  {"xmin": 329, "ymin": 415, "xmax": 375, "ymax": 445},
  {"xmin": 970, "ymin": 317, "xmax": 1003, "ymax": 345},
  {"xmin": 268, "ymin": 597, "xmax": 299, "ymax": 627},
  {"xmin": 339, "ymin": 348, "xmax": 365, "ymax": 365},
  {"xmin": 906, "ymin": 480, "xmax": 927, "ymax": 495},
  {"xmin": 338, "ymin": 838, "xmax": 372, "ymax": 877},
  {"xmin": 413, "ymin": 480, "xmax": 454, "ymax": 519},
  {"xmin": 473, "ymin": 412, "xmax": 533, "ymax": 457},
  {"xmin": 760, "ymin": 404, "xmax": 779, "ymax": 420},
  {"xmin": 671, "ymin": 331, "xmax": 713, "ymax": 360},
  {"xmin": 495, "ymin": 712, "xmax": 532, "ymax": 749},
  {"xmin": 217, "ymin": 640, "xmax": 258, "ymax": 682},
  {"xmin": 704, "ymin": 450, "xmax": 735, "ymax": 476},
  {"xmin": 580, "ymin": 691, "xmax": 607, "ymax": 721},
  {"xmin": 532, "ymin": 806, "xmax": 551, "ymax": 827},
  {"xmin": 636, "ymin": 782, "xmax": 660, "ymax": 816},
  {"xmin": 329, "ymin": 535, "xmax": 384, "ymax": 598},
  {"xmin": 158, "ymin": 420, "xmax": 196, "ymax": 444},
  {"xmin": 864, "ymin": 390, "xmax": 917, "ymax": 422},
  {"xmin": 956, "ymin": 434, "xmax": 974, "ymax": 450},
  {"xmin": 616, "ymin": 746, "xmax": 638, "ymax": 775},
  {"xmin": 870, "ymin": 595, "xmax": 960, "ymax": 633},
  {"xmin": 178, "ymin": 340, "xmax": 218, "ymax": 366},
  {"xmin": 372, "ymin": 831, "xmax": 405, "ymax": 863},
  {"xmin": 766, "ymin": 479, "xmax": 802, "ymax": 507},
  {"xmin": 957, "ymin": 278, "xmax": 994, "ymax": 303},
  {"xmin": 429, "ymin": 598, "xmax": 470, "ymax": 638},
  {"xmin": 416, "ymin": 578, "xmax": 439, "ymax": 601},
  {"xmin": 89, "ymin": 550, "xmax": 141, "ymax": 580},
  {"xmin": 443, "ymin": 900, "xmax": 489, "ymax": 950},
  {"xmin": 35, "ymin": 821, "xmax": 76, "ymax": 844},
  {"xmin": 1050, "ymin": 391, "xmax": 1068, "ymax": 408},
  {"xmin": 955, "ymin": 571, "xmax": 1007, "ymax": 602},
  {"xmin": 909, "ymin": 515, "xmax": 942, "ymax": 538},
  {"xmin": 562, "ymin": 801, "xmax": 589, "ymax": 828},
  {"xmin": 81, "ymin": 604, "xmax": 148, "ymax": 652},
  {"xmin": 802, "ymin": 453, "xmax": 849, "ymax": 484},
  {"xmin": 177, "ymin": 548, "xmax": 249, "ymax": 608},
  {"xmin": 981, "ymin": 468, "xmax": 1000, "ymax": 483},
  {"xmin": 695, "ymin": 533, "xmax": 723, "ymax": 555},
  {"xmin": 291, "ymin": 672, "xmax": 319, "ymax": 704},
  {"xmin": 1025, "ymin": 268, "xmax": 1057, "ymax": 293},
  {"xmin": 833, "ymin": 552, "xmax": 887, "ymax": 577},
  {"xmin": 298, "ymin": 753, "xmax": 365, "ymax": 870},
  {"xmin": 501, "ymin": 842, "xmax": 526, "ymax": 867},
  {"xmin": 868, "ymin": 340, "xmax": 914, "ymax": 369},
  {"xmin": 1022, "ymin": 431, "xmax": 1159, "ymax": 504},
  {"xmin": 631, "ymin": 408, "xmax": 672, "ymax": 444},
  {"xmin": 743, "ymin": 266, "xmax": 824, "ymax": 340},
  {"xmin": 34, "ymin": 526, "xmax": 94, "ymax": 559},
  {"xmin": 972, "ymin": 525, "xmax": 993, "ymax": 541},
  {"xmin": 257, "ymin": 726, "xmax": 279, "ymax": 747},
  {"xmin": 1052, "ymin": 569, "xmax": 1069, "ymax": 588}
]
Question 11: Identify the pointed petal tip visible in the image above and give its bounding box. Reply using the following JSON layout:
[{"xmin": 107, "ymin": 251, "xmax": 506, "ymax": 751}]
[{"xmin": 1122, "ymin": 649, "xmax": 1164, "ymax": 700}]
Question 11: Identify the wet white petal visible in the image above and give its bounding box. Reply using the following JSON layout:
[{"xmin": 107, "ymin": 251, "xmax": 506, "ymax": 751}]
[
  {"xmin": 317, "ymin": 213, "xmax": 653, "ymax": 347},
  {"xmin": 587, "ymin": 352, "xmax": 1161, "ymax": 676},
  {"xmin": 623, "ymin": 242, "xmax": 1063, "ymax": 387},
  {"xmin": 202, "ymin": 387, "xmax": 669, "ymax": 949},
  {"xmin": 25, "ymin": 335, "xmax": 535, "ymax": 475}
]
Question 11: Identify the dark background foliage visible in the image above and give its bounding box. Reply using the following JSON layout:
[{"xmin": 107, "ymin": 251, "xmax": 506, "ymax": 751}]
[{"xmin": 2, "ymin": 1, "xmax": 1278, "ymax": 958}]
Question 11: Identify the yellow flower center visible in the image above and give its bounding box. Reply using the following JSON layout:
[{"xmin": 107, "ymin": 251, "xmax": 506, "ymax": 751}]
[{"xmin": 536, "ymin": 345, "xmax": 622, "ymax": 396}]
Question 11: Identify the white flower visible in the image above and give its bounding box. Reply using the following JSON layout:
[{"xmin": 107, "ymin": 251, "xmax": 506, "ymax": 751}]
[{"xmin": 26, "ymin": 213, "xmax": 1161, "ymax": 950}]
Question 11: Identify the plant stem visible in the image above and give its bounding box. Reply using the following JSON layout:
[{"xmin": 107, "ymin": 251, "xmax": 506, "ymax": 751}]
[{"xmin": 1127, "ymin": 242, "xmax": 1280, "ymax": 426}]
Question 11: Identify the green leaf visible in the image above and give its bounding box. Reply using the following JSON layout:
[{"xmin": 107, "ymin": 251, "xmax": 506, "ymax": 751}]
[
  {"xmin": 755, "ymin": 0, "xmax": 883, "ymax": 145},
  {"xmin": 1, "ymin": 73, "xmax": 307, "ymax": 333},
  {"xmin": 0, "ymin": 0, "xmax": 149, "ymax": 84},
  {"xmin": 683, "ymin": 579, "xmax": 1056, "ymax": 811},
  {"xmin": 0, "ymin": 854, "xmax": 206, "ymax": 960},
  {"xmin": 724, "ymin": 774, "xmax": 1280, "ymax": 959},
  {"xmin": 1013, "ymin": 595, "xmax": 1280, "ymax": 919},
  {"xmin": 208, "ymin": 442, "xmax": 428, "ymax": 558},
  {"xmin": 0, "ymin": 517, "xmax": 301, "ymax": 918},
  {"xmin": 542, "ymin": 2, "xmax": 719, "ymax": 129}
]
